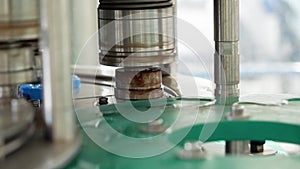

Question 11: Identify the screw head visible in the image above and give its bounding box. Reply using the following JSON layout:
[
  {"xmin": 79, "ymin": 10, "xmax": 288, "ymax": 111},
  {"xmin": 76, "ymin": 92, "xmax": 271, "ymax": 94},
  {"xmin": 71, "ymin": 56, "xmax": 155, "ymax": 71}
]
[
  {"xmin": 226, "ymin": 104, "xmax": 249, "ymax": 120},
  {"xmin": 231, "ymin": 104, "xmax": 245, "ymax": 116},
  {"xmin": 99, "ymin": 97, "xmax": 108, "ymax": 105},
  {"xmin": 177, "ymin": 141, "xmax": 206, "ymax": 159}
]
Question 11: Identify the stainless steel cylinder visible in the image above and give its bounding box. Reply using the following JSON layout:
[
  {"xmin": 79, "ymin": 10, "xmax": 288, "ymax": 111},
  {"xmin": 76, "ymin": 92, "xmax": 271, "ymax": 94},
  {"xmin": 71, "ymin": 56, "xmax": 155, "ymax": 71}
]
[
  {"xmin": 0, "ymin": 44, "xmax": 36, "ymax": 93},
  {"xmin": 0, "ymin": 0, "xmax": 40, "ymax": 88},
  {"xmin": 225, "ymin": 104, "xmax": 250, "ymax": 155},
  {"xmin": 0, "ymin": 0, "xmax": 39, "ymax": 157},
  {"xmin": 40, "ymin": 0, "xmax": 76, "ymax": 142},
  {"xmin": 0, "ymin": 98, "xmax": 34, "ymax": 158},
  {"xmin": 226, "ymin": 141, "xmax": 250, "ymax": 155},
  {"xmin": 0, "ymin": 70, "xmax": 36, "ymax": 86},
  {"xmin": 98, "ymin": 0, "xmax": 176, "ymax": 67},
  {"xmin": 214, "ymin": 0, "xmax": 240, "ymax": 103},
  {"xmin": 0, "ymin": 0, "xmax": 39, "ymax": 42},
  {"xmin": 0, "ymin": 44, "xmax": 35, "ymax": 72}
]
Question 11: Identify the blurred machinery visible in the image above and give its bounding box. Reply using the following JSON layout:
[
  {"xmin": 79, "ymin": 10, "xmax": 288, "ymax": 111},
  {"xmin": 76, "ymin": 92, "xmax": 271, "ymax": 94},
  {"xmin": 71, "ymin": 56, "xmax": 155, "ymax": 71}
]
[
  {"xmin": 0, "ymin": 0, "xmax": 38, "ymax": 158},
  {"xmin": 0, "ymin": 0, "xmax": 80, "ymax": 168},
  {"xmin": 1, "ymin": 0, "xmax": 300, "ymax": 169}
]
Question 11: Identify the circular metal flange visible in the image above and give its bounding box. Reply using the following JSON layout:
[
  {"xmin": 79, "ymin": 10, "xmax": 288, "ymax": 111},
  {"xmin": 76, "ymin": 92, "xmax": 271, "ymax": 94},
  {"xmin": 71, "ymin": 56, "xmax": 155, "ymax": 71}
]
[
  {"xmin": 0, "ymin": 124, "xmax": 35, "ymax": 158},
  {"xmin": 100, "ymin": 53, "xmax": 176, "ymax": 67},
  {"xmin": 0, "ymin": 21, "xmax": 39, "ymax": 42},
  {"xmin": 0, "ymin": 0, "xmax": 39, "ymax": 42},
  {"xmin": 99, "ymin": 0, "xmax": 173, "ymax": 10},
  {"xmin": 98, "ymin": 6, "xmax": 176, "ymax": 67},
  {"xmin": 0, "ymin": 98, "xmax": 34, "ymax": 140}
]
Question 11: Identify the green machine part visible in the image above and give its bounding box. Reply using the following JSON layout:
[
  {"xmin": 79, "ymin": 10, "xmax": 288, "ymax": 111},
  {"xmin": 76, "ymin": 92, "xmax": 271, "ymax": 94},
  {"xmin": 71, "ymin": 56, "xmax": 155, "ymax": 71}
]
[{"xmin": 65, "ymin": 95, "xmax": 300, "ymax": 169}]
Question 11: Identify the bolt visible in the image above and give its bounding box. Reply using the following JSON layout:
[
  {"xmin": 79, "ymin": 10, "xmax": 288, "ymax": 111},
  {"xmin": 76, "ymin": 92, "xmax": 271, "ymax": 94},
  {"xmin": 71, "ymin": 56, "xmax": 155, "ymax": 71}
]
[
  {"xmin": 226, "ymin": 104, "xmax": 249, "ymax": 120},
  {"xmin": 225, "ymin": 104, "xmax": 250, "ymax": 155},
  {"xmin": 177, "ymin": 141, "xmax": 206, "ymax": 159},
  {"xmin": 184, "ymin": 141, "xmax": 204, "ymax": 152},
  {"xmin": 231, "ymin": 104, "xmax": 244, "ymax": 116},
  {"xmin": 226, "ymin": 141, "xmax": 250, "ymax": 155},
  {"xmin": 99, "ymin": 97, "xmax": 108, "ymax": 105},
  {"xmin": 250, "ymin": 141, "xmax": 265, "ymax": 153},
  {"xmin": 148, "ymin": 118, "xmax": 164, "ymax": 126},
  {"xmin": 140, "ymin": 118, "xmax": 169, "ymax": 134}
]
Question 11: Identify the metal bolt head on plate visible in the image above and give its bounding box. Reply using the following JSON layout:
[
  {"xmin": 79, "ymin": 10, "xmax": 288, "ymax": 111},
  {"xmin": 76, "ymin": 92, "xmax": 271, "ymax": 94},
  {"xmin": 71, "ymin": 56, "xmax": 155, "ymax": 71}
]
[
  {"xmin": 139, "ymin": 118, "xmax": 170, "ymax": 134},
  {"xmin": 177, "ymin": 141, "xmax": 207, "ymax": 159},
  {"xmin": 226, "ymin": 104, "xmax": 250, "ymax": 120}
]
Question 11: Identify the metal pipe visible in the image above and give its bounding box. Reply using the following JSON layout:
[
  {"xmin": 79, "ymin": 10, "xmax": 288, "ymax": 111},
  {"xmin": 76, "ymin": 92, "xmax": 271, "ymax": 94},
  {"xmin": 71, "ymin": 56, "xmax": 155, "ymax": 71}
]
[
  {"xmin": 214, "ymin": 0, "xmax": 240, "ymax": 104},
  {"xmin": 40, "ymin": 0, "xmax": 75, "ymax": 142},
  {"xmin": 98, "ymin": 0, "xmax": 176, "ymax": 67},
  {"xmin": 225, "ymin": 104, "xmax": 250, "ymax": 155},
  {"xmin": 226, "ymin": 141, "xmax": 250, "ymax": 155}
]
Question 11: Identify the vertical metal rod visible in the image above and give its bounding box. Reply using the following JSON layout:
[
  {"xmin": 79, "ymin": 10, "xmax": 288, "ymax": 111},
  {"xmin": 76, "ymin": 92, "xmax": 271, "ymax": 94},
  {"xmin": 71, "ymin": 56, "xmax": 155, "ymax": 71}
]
[
  {"xmin": 226, "ymin": 141, "xmax": 250, "ymax": 155},
  {"xmin": 40, "ymin": 0, "xmax": 75, "ymax": 142},
  {"xmin": 225, "ymin": 105, "xmax": 250, "ymax": 155},
  {"xmin": 214, "ymin": 0, "xmax": 240, "ymax": 104}
]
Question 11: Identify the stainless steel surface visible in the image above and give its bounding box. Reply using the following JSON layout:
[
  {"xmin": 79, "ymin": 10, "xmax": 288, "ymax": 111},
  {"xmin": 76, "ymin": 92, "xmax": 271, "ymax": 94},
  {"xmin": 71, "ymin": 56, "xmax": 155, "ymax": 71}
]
[
  {"xmin": 225, "ymin": 104, "xmax": 249, "ymax": 120},
  {"xmin": 0, "ymin": 20, "xmax": 39, "ymax": 41},
  {"xmin": 71, "ymin": 0, "xmax": 98, "ymax": 66},
  {"xmin": 40, "ymin": 0, "xmax": 76, "ymax": 142},
  {"xmin": 0, "ymin": 44, "xmax": 34, "ymax": 72},
  {"xmin": 0, "ymin": 99, "xmax": 34, "ymax": 158},
  {"xmin": 0, "ymin": 0, "xmax": 39, "ymax": 41},
  {"xmin": 0, "ymin": 0, "xmax": 39, "ymax": 160},
  {"xmin": 0, "ymin": 0, "xmax": 39, "ymax": 22},
  {"xmin": 214, "ymin": 0, "xmax": 240, "ymax": 102},
  {"xmin": 231, "ymin": 104, "xmax": 244, "ymax": 116},
  {"xmin": 226, "ymin": 104, "xmax": 250, "ymax": 155},
  {"xmin": 0, "ymin": 69, "xmax": 36, "ymax": 85},
  {"xmin": 0, "ymin": 99, "xmax": 34, "ymax": 140},
  {"xmin": 99, "ymin": 7, "xmax": 176, "ymax": 67},
  {"xmin": 226, "ymin": 141, "xmax": 250, "ymax": 155},
  {"xmin": 0, "ymin": 86, "xmax": 18, "ymax": 98},
  {"xmin": 1, "ymin": 132, "xmax": 81, "ymax": 169},
  {"xmin": 34, "ymin": 53, "xmax": 42, "ymax": 80},
  {"xmin": 177, "ymin": 141, "xmax": 207, "ymax": 159}
]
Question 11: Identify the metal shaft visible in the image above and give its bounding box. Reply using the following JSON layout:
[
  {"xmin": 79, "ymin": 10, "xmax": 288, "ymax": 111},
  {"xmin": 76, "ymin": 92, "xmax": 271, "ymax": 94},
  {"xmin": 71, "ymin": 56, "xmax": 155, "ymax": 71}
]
[
  {"xmin": 98, "ymin": 0, "xmax": 176, "ymax": 67},
  {"xmin": 226, "ymin": 141, "xmax": 250, "ymax": 155},
  {"xmin": 214, "ymin": 0, "xmax": 240, "ymax": 104},
  {"xmin": 225, "ymin": 104, "xmax": 250, "ymax": 155},
  {"xmin": 40, "ymin": 0, "xmax": 75, "ymax": 142}
]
